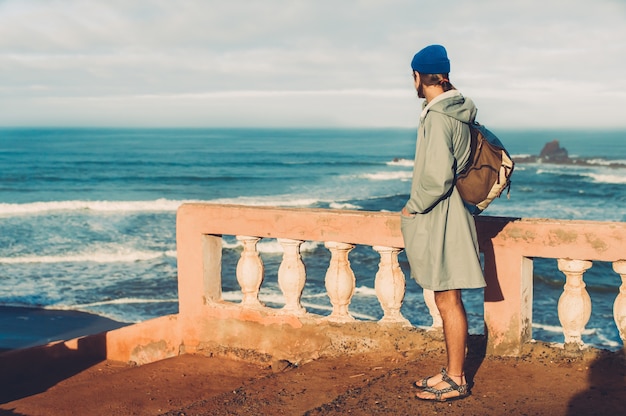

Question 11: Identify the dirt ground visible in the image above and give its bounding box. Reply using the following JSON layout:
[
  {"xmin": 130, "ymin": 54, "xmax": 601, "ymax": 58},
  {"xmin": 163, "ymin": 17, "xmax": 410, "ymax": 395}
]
[{"xmin": 1, "ymin": 338, "xmax": 625, "ymax": 416}]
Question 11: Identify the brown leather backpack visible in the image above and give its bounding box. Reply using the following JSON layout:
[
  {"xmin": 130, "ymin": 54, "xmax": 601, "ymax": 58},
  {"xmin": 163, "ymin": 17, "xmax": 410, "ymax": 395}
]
[{"xmin": 456, "ymin": 123, "xmax": 514, "ymax": 214}]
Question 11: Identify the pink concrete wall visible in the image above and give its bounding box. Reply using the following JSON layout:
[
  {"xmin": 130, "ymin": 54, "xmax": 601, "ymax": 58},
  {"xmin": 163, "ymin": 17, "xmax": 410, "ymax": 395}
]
[{"xmin": 173, "ymin": 204, "xmax": 626, "ymax": 357}]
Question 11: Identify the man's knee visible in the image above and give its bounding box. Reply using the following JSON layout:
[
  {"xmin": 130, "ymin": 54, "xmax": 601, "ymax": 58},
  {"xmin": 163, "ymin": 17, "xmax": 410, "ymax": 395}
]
[{"xmin": 434, "ymin": 289, "xmax": 462, "ymax": 310}]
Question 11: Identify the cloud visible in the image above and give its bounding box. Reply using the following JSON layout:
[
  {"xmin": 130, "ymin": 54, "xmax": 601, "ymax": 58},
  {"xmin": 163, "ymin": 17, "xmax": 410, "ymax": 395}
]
[{"xmin": 0, "ymin": 0, "xmax": 625, "ymax": 128}]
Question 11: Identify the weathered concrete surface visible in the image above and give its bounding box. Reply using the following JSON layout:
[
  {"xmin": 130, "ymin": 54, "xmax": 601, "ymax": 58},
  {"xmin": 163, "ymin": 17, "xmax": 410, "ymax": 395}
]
[{"xmin": 40, "ymin": 307, "xmax": 450, "ymax": 366}]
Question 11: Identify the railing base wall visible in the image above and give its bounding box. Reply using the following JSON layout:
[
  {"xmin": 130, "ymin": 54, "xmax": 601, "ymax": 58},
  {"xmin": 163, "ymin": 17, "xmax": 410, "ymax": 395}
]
[
  {"xmin": 4, "ymin": 311, "xmax": 622, "ymax": 371},
  {"xmin": 176, "ymin": 304, "xmax": 446, "ymax": 365},
  {"xmin": 105, "ymin": 314, "xmax": 181, "ymax": 365}
]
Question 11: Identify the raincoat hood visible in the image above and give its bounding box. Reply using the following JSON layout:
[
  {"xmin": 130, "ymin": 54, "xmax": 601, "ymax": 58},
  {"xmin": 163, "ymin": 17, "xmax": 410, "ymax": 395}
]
[{"xmin": 420, "ymin": 90, "xmax": 477, "ymax": 125}]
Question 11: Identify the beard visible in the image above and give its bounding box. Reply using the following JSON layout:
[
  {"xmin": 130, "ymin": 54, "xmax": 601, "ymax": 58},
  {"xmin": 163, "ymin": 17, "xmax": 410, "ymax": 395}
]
[{"xmin": 416, "ymin": 82, "xmax": 425, "ymax": 99}]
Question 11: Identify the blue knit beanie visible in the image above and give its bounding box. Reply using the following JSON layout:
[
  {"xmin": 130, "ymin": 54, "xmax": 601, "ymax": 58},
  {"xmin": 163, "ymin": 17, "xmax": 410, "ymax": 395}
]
[{"xmin": 411, "ymin": 44, "xmax": 450, "ymax": 74}]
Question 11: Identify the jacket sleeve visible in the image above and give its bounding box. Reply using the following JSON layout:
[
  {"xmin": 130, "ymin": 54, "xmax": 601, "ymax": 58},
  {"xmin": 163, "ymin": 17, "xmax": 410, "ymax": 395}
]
[{"xmin": 405, "ymin": 113, "xmax": 456, "ymax": 214}]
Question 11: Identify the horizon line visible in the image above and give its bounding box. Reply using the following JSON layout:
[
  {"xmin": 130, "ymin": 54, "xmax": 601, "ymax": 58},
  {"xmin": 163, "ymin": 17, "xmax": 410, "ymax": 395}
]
[{"xmin": 1, "ymin": 125, "xmax": 626, "ymax": 131}]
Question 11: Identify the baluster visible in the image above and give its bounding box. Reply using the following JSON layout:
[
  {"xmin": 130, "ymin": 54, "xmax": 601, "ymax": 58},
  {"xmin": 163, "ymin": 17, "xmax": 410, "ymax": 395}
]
[
  {"xmin": 236, "ymin": 235, "xmax": 264, "ymax": 308},
  {"xmin": 323, "ymin": 241, "xmax": 356, "ymax": 322},
  {"xmin": 372, "ymin": 246, "xmax": 410, "ymax": 326},
  {"xmin": 423, "ymin": 289, "xmax": 443, "ymax": 333},
  {"xmin": 557, "ymin": 259, "xmax": 592, "ymax": 350},
  {"xmin": 277, "ymin": 238, "xmax": 307, "ymax": 315},
  {"xmin": 612, "ymin": 260, "xmax": 626, "ymax": 343}
]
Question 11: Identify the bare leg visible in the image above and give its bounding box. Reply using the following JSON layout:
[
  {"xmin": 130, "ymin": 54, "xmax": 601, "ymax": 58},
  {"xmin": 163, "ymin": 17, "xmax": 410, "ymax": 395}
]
[
  {"xmin": 415, "ymin": 289, "xmax": 468, "ymax": 400},
  {"xmin": 436, "ymin": 289, "xmax": 467, "ymax": 377}
]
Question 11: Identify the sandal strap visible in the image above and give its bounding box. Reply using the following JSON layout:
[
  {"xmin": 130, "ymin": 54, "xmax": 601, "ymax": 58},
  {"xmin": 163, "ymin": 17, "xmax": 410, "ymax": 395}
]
[
  {"xmin": 425, "ymin": 373, "xmax": 469, "ymax": 399},
  {"xmin": 416, "ymin": 367, "xmax": 447, "ymax": 388},
  {"xmin": 440, "ymin": 372, "xmax": 461, "ymax": 390},
  {"xmin": 429, "ymin": 385, "xmax": 454, "ymax": 400}
]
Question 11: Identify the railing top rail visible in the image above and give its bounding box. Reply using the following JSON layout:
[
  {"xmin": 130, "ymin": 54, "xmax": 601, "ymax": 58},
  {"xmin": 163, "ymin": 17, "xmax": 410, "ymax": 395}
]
[
  {"xmin": 177, "ymin": 203, "xmax": 626, "ymax": 261},
  {"xmin": 477, "ymin": 215, "xmax": 626, "ymax": 260},
  {"xmin": 177, "ymin": 203, "xmax": 404, "ymax": 247}
]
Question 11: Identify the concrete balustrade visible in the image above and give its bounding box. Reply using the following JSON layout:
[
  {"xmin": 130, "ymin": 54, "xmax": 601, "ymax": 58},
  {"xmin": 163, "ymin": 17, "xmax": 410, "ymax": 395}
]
[
  {"xmin": 373, "ymin": 245, "xmax": 411, "ymax": 326},
  {"xmin": 423, "ymin": 288, "xmax": 443, "ymax": 333},
  {"xmin": 557, "ymin": 259, "xmax": 592, "ymax": 350},
  {"xmin": 50, "ymin": 204, "xmax": 626, "ymax": 366},
  {"xmin": 235, "ymin": 235, "xmax": 265, "ymax": 308},
  {"xmin": 323, "ymin": 241, "xmax": 357, "ymax": 322},
  {"xmin": 612, "ymin": 260, "xmax": 626, "ymax": 342},
  {"xmin": 277, "ymin": 238, "xmax": 307, "ymax": 315}
]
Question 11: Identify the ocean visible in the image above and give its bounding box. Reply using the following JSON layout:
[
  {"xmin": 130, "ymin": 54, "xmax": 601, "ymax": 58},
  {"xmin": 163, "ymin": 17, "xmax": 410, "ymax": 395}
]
[{"xmin": 1, "ymin": 127, "xmax": 625, "ymax": 351}]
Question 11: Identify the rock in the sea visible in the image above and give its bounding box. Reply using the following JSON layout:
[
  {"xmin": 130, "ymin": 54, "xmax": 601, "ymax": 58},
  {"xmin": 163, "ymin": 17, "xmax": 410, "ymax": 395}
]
[{"xmin": 539, "ymin": 140, "xmax": 569, "ymax": 163}]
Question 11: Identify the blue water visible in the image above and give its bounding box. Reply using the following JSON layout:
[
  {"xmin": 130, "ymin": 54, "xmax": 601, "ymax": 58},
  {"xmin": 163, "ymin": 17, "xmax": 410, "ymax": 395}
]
[{"xmin": 1, "ymin": 127, "xmax": 625, "ymax": 350}]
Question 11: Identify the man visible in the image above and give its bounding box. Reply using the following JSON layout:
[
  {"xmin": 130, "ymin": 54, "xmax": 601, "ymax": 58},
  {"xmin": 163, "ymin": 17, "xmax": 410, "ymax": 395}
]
[{"xmin": 400, "ymin": 44, "xmax": 485, "ymax": 402}]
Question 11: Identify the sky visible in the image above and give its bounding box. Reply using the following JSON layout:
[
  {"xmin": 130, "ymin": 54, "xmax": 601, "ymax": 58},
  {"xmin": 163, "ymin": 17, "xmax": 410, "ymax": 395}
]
[{"xmin": 1, "ymin": 0, "xmax": 625, "ymax": 129}]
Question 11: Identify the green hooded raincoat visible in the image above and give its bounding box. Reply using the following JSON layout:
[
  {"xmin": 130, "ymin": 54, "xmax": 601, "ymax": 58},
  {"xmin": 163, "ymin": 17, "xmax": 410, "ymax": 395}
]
[{"xmin": 401, "ymin": 90, "xmax": 486, "ymax": 291}]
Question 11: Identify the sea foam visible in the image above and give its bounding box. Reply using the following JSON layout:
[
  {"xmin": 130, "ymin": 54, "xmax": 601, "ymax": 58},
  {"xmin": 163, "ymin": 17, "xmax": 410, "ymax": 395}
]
[
  {"xmin": 0, "ymin": 247, "xmax": 173, "ymax": 264},
  {"xmin": 360, "ymin": 171, "xmax": 412, "ymax": 181},
  {"xmin": 0, "ymin": 199, "xmax": 185, "ymax": 216},
  {"xmin": 386, "ymin": 158, "xmax": 414, "ymax": 167},
  {"xmin": 583, "ymin": 173, "xmax": 626, "ymax": 184},
  {"xmin": 0, "ymin": 196, "xmax": 328, "ymax": 218}
]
